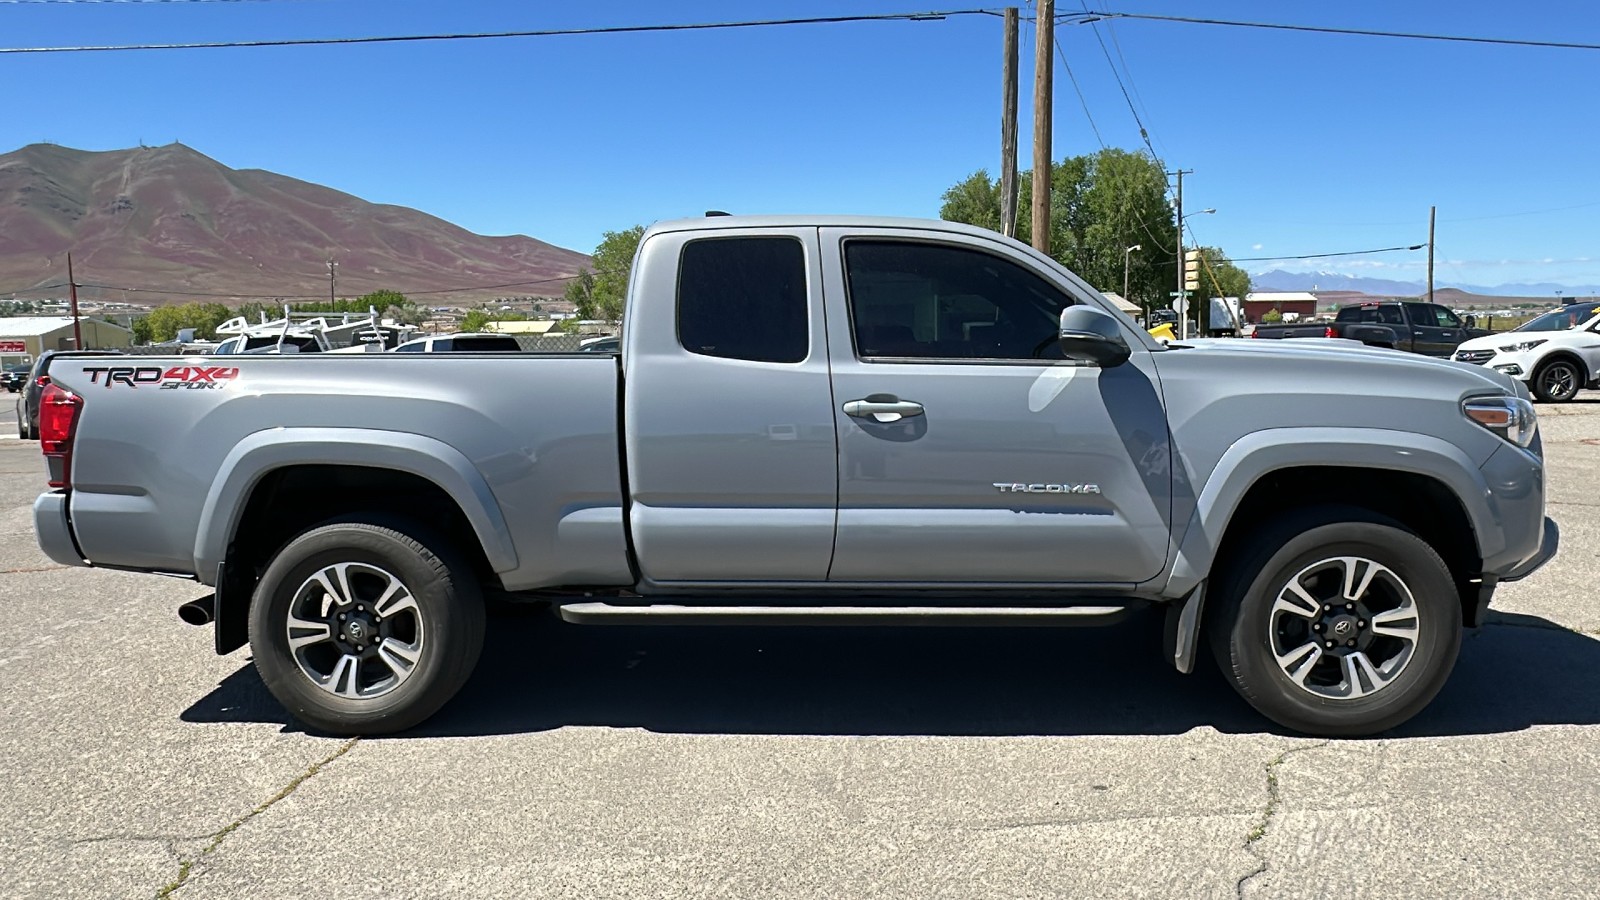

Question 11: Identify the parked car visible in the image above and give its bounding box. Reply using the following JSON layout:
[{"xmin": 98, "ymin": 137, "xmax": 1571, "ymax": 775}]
[
  {"xmin": 32, "ymin": 215, "xmax": 1556, "ymax": 738},
  {"xmin": 15, "ymin": 350, "xmax": 122, "ymax": 440},
  {"xmin": 578, "ymin": 336, "xmax": 620, "ymax": 353},
  {"xmin": 2, "ymin": 363, "xmax": 31, "ymax": 393},
  {"xmin": 391, "ymin": 333, "xmax": 523, "ymax": 353},
  {"xmin": 1252, "ymin": 301, "xmax": 1489, "ymax": 355},
  {"xmin": 1451, "ymin": 301, "xmax": 1600, "ymax": 402}
]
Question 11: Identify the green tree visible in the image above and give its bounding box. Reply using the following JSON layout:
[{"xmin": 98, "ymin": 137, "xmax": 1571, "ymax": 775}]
[
  {"xmin": 131, "ymin": 316, "xmax": 153, "ymax": 344},
  {"xmin": 939, "ymin": 148, "xmax": 1181, "ymax": 315},
  {"xmin": 1262, "ymin": 308, "xmax": 1283, "ymax": 324},
  {"xmin": 460, "ymin": 309, "xmax": 491, "ymax": 332},
  {"xmin": 140, "ymin": 302, "xmax": 232, "ymax": 342},
  {"xmin": 566, "ymin": 225, "xmax": 643, "ymax": 322}
]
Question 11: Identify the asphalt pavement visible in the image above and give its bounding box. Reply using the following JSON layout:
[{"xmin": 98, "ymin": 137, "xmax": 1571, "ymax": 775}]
[{"xmin": 1, "ymin": 399, "xmax": 1597, "ymax": 899}]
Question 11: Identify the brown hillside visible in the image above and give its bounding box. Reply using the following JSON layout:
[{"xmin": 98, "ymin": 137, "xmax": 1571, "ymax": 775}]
[{"xmin": 0, "ymin": 143, "xmax": 590, "ymax": 304}]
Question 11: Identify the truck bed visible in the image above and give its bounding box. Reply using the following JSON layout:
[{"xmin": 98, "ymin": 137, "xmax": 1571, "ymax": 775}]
[{"xmin": 44, "ymin": 353, "xmax": 631, "ymax": 590}]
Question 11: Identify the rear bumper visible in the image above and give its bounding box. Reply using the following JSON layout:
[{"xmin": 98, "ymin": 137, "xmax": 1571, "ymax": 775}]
[
  {"xmin": 33, "ymin": 492, "xmax": 86, "ymax": 567},
  {"xmin": 1501, "ymin": 516, "xmax": 1559, "ymax": 583}
]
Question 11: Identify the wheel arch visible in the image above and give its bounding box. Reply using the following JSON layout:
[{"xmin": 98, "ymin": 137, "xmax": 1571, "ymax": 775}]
[
  {"xmin": 195, "ymin": 428, "xmax": 519, "ymax": 583},
  {"xmin": 1532, "ymin": 348, "xmax": 1589, "ymax": 383},
  {"xmin": 1167, "ymin": 429, "xmax": 1496, "ymax": 626}
]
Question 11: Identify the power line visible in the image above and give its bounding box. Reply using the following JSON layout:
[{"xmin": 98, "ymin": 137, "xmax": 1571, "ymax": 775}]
[
  {"xmin": 1075, "ymin": 1, "xmax": 1157, "ymax": 159},
  {"xmin": 0, "ymin": 0, "xmax": 313, "ymax": 4},
  {"xmin": 1053, "ymin": 33, "xmax": 1105, "ymax": 147},
  {"xmin": 1227, "ymin": 244, "xmax": 1427, "ymax": 263},
  {"xmin": 0, "ymin": 9, "xmax": 999, "ymax": 54},
  {"xmin": 1077, "ymin": 11, "xmax": 1600, "ymax": 53}
]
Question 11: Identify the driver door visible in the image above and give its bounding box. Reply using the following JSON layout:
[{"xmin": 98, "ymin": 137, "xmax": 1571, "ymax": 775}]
[{"xmin": 820, "ymin": 228, "xmax": 1173, "ymax": 586}]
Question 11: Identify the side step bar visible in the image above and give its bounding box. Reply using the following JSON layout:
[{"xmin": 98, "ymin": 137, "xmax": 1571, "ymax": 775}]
[{"xmin": 557, "ymin": 602, "xmax": 1137, "ymax": 627}]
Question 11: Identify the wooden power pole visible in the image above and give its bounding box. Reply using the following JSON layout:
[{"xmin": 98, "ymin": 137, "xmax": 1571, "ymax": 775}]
[
  {"xmin": 1427, "ymin": 205, "xmax": 1436, "ymax": 305},
  {"xmin": 67, "ymin": 253, "xmax": 83, "ymax": 350},
  {"xmin": 1000, "ymin": 7, "xmax": 1019, "ymax": 239},
  {"xmin": 1031, "ymin": 0, "xmax": 1053, "ymax": 255}
]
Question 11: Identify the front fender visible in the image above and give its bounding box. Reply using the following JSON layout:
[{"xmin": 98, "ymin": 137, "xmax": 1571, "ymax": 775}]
[
  {"xmin": 193, "ymin": 427, "xmax": 519, "ymax": 580},
  {"xmin": 1163, "ymin": 427, "xmax": 1499, "ymax": 597}
]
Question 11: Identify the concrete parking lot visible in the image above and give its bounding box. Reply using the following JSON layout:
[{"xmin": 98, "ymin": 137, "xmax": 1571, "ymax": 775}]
[{"xmin": 2, "ymin": 399, "xmax": 1597, "ymax": 899}]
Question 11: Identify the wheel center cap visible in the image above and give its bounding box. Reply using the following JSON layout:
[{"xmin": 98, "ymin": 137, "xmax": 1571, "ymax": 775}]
[
  {"xmin": 345, "ymin": 620, "xmax": 368, "ymax": 642},
  {"xmin": 1330, "ymin": 618, "xmax": 1355, "ymax": 638}
]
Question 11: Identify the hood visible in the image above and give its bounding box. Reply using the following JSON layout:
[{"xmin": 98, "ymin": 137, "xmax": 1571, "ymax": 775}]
[
  {"xmin": 1160, "ymin": 335, "xmax": 1518, "ymax": 395},
  {"xmin": 1454, "ymin": 332, "xmax": 1506, "ymax": 353}
]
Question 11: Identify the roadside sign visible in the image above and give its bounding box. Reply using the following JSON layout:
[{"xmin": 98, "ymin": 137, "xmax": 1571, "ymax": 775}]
[{"xmin": 0, "ymin": 341, "xmax": 26, "ymax": 354}]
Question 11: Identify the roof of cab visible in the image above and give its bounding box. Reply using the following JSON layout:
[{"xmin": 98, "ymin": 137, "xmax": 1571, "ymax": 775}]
[{"xmin": 644, "ymin": 214, "xmax": 1013, "ymax": 243}]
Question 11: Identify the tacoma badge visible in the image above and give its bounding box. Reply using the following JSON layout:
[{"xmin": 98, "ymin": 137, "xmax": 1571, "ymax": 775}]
[{"xmin": 994, "ymin": 483, "xmax": 1101, "ymax": 494}]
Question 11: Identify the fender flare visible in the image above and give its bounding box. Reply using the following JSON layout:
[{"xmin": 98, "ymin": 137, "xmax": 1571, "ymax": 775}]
[
  {"xmin": 1164, "ymin": 427, "xmax": 1499, "ymax": 598},
  {"xmin": 193, "ymin": 427, "xmax": 519, "ymax": 579}
]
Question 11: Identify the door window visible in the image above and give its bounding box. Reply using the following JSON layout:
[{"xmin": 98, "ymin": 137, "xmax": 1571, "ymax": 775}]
[
  {"xmin": 843, "ymin": 241, "xmax": 1073, "ymax": 361},
  {"xmin": 1424, "ymin": 305, "xmax": 1463, "ymax": 328},
  {"xmin": 677, "ymin": 237, "xmax": 808, "ymax": 363}
]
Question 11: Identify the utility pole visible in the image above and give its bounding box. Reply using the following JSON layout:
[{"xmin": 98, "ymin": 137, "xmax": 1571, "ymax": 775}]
[
  {"xmin": 1031, "ymin": 0, "xmax": 1053, "ymax": 255},
  {"xmin": 327, "ymin": 258, "xmax": 337, "ymax": 305},
  {"xmin": 1427, "ymin": 205, "xmax": 1436, "ymax": 305},
  {"xmin": 1000, "ymin": 7, "xmax": 1019, "ymax": 239},
  {"xmin": 1171, "ymin": 169, "xmax": 1192, "ymax": 339},
  {"xmin": 67, "ymin": 253, "xmax": 83, "ymax": 350}
]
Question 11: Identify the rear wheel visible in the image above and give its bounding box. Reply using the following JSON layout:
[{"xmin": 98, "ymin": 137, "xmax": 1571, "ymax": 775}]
[
  {"xmin": 1532, "ymin": 358, "xmax": 1582, "ymax": 402},
  {"xmin": 248, "ymin": 520, "xmax": 485, "ymax": 735},
  {"xmin": 1208, "ymin": 507, "xmax": 1461, "ymax": 736}
]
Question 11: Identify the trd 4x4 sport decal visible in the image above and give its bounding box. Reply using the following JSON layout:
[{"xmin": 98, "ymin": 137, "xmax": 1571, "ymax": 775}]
[{"xmin": 81, "ymin": 365, "xmax": 240, "ymax": 390}]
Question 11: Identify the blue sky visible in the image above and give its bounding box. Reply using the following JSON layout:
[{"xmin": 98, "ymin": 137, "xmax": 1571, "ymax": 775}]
[{"xmin": 3, "ymin": 0, "xmax": 1597, "ymax": 290}]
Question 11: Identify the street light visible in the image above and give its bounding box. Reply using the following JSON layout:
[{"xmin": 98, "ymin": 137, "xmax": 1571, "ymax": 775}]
[{"xmin": 1123, "ymin": 244, "xmax": 1142, "ymax": 318}]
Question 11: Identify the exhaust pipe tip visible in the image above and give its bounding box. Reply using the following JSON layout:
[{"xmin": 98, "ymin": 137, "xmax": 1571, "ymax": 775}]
[{"xmin": 179, "ymin": 595, "xmax": 216, "ymax": 627}]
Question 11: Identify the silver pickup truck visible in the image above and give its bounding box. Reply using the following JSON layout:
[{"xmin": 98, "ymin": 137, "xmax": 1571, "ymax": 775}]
[{"xmin": 32, "ymin": 215, "xmax": 1558, "ymax": 737}]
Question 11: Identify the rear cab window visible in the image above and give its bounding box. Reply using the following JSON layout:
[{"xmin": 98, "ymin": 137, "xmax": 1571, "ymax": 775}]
[{"xmin": 677, "ymin": 237, "xmax": 808, "ymax": 363}]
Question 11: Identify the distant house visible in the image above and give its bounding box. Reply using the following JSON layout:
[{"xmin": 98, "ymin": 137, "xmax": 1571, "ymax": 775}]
[
  {"xmin": 0, "ymin": 316, "xmax": 133, "ymax": 365},
  {"xmin": 1243, "ymin": 291, "xmax": 1318, "ymax": 323}
]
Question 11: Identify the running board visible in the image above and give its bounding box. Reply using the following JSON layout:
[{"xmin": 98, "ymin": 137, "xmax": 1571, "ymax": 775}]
[{"xmin": 556, "ymin": 602, "xmax": 1137, "ymax": 627}]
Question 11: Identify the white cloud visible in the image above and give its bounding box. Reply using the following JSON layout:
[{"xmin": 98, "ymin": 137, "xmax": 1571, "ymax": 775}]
[{"xmin": 1251, "ymin": 243, "xmax": 1263, "ymax": 250}]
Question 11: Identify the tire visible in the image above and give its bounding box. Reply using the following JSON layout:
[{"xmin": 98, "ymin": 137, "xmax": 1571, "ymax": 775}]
[
  {"xmin": 248, "ymin": 520, "xmax": 486, "ymax": 735},
  {"xmin": 1532, "ymin": 358, "xmax": 1582, "ymax": 403},
  {"xmin": 1207, "ymin": 506, "xmax": 1461, "ymax": 737}
]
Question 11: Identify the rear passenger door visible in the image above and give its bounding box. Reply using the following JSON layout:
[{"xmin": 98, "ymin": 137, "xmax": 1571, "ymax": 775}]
[{"xmin": 623, "ymin": 228, "xmax": 839, "ymax": 585}]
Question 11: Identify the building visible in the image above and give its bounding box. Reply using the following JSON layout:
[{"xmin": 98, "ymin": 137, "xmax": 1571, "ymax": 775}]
[
  {"xmin": 1242, "ymin": 291, "xmax": 1319, "ymax": 324},
  {"xmin": 1100, "ymin": 292, "xmax": 1143, "ymax": 317},
  {"xmin": 0, "ymin": 316, "xmax": 134, "ymax": 367},
  {"xmin": 484, "ymin": 319, "xmax": 560, "ymax": 336}
]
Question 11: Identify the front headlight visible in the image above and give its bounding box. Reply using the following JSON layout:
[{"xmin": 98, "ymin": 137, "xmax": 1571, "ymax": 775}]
[
  {"xmin": 1499, "ymin": 339, "xmax": 1547, "ymax": 353},
  {"xmin": 1463, "ymin": 395, "xmax": 1538, "ymax": 448}
]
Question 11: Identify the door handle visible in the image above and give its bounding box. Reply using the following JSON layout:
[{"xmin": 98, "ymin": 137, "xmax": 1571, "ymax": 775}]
[{"xmin": 844, "ymin": 395, "xmax": 925, "ymax": 422}]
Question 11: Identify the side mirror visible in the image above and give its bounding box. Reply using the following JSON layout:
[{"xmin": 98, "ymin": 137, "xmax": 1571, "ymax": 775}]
[{"xmin": 1059, "ymin": 305, "xmax": 1132, "ymax": 367}]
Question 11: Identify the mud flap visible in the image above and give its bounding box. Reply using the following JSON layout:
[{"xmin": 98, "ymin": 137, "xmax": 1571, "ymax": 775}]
[
  {"xmin": 1163, "ymin": 581, "xmax": 1207, "ymax": 674},
  {"xmin": 213, "ymin": 563, "xmax": 250, "ymax": 655}
]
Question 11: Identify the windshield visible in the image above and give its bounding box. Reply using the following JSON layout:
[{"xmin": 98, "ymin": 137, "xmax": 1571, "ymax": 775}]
[{"xmin": 1515, "ymin": 304, "xmax": 1600, "ymax": 332}]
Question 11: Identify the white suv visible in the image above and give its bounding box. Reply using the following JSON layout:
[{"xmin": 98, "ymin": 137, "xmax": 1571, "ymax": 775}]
[{"xmin": 1452, "ymin": 302, "xmax": 1600, "ymax": 402}]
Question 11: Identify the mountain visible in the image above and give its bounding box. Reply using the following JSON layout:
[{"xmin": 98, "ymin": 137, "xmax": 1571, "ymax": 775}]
[
  {"xmin": 1249, "ymin": 268, "xmax": 1600, "ymax": 298},
  {"xmin": 0, "ymin": 143, "xmax": 589, "ymax": 304}
]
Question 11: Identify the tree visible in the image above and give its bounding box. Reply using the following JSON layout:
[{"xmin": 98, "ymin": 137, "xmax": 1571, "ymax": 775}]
[
  {"xmin": 459, "ymin": 309, "xmax": 491, "ymax": 333},
  {"xmin": 939, "ymin": 148, "xmax": 1181, "ymax": 315},
  {"xmin": 131, "ymin": 316, "xmax": 153, "ymax": 344},
  {"xmin": 566, "ymin": 226, "xmax": 643, "ymax": 322},
  {"xmin": 138, "ymin": 302, "xmax": 232, "ymax": 343},
  {"xmin": 1262, "ymin": 308, "xmax": 1283, "ymax": 324}
]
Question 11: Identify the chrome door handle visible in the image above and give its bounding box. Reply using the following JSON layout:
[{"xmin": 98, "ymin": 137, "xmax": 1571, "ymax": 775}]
[{"xmin": 844, "ymin": 395, "xmax": 924, "ymax": 422}]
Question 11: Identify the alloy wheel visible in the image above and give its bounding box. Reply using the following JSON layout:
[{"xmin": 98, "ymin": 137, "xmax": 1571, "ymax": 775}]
[
  {"xmin": 284, "ymin": 562, "xmax": 426, "ymax": 699},
  {"xmin": 1268, "ymin": 556, "xmax": 1420, "ymax": 700}
]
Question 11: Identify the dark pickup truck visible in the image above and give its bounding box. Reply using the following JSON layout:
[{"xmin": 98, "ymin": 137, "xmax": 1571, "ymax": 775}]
[{"xmin": 1252, "ymin": 301, "xmax": 1488, "ymax": 356}]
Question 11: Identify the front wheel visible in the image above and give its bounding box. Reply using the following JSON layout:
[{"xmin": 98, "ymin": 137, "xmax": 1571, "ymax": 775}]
[
  {"xmin": 248, "ymin": 520, "xmax": 486, "ymax": 735},
  {"xmin": 1208, "ymin": 508, "xmax": 1461, "ymax": 736},
  {"xmin": 1532, "ymin": 358, "xmax": 1582, "ymax": 403}
]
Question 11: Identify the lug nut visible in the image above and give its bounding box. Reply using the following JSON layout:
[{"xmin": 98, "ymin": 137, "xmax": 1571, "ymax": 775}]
[
  {"xmin": 1313, "ymin": 623, "xmax": 1324, "ymax": 632},
  {"xmin": 1346, "ymin": 640, "xmax": 1357, "ymax": 648},
  {"xmin": 1323, "ymin": 604, "xmax": 1332, "ymax": 612},
  {"xmin": 1345, "ymin": 603, "xmax": 1354, "ymax": 611},
  {"xmin": 1358, "ymin": 620, "xmax": 1366, "ymax": 628},
  {"xmin": 1325, "ymin": 641, "xmax": 1335, "ymax": 649},
  {"xmin": 339, "ymin": 613, "xmax": 347, "ymax": 621}
]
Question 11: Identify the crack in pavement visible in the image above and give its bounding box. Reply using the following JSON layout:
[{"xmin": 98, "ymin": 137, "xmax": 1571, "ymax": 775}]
[
  {"xmin": 153, "ymin": 737, "xmax": 359, "ymax": 899},
  {"xmin": 1236, "ymin": 740, "xmax": 1329, "ymax": 899}
]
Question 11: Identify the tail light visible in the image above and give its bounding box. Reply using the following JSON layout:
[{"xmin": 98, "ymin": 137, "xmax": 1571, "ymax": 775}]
[
  {"xmin": 34, "ymin": 374, "xmax": 50, "ymax": 387},
  {"xmin": 1324, "ymin": 327, "xmax": 1337, "ymax": 338},
  {"xmin": 39, "ymin": 383, "xmax": 84, "ymax": 489},
  {"xmin": 1250, "ymin": 329, "xmax": 1260, "ymax": 338}
]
